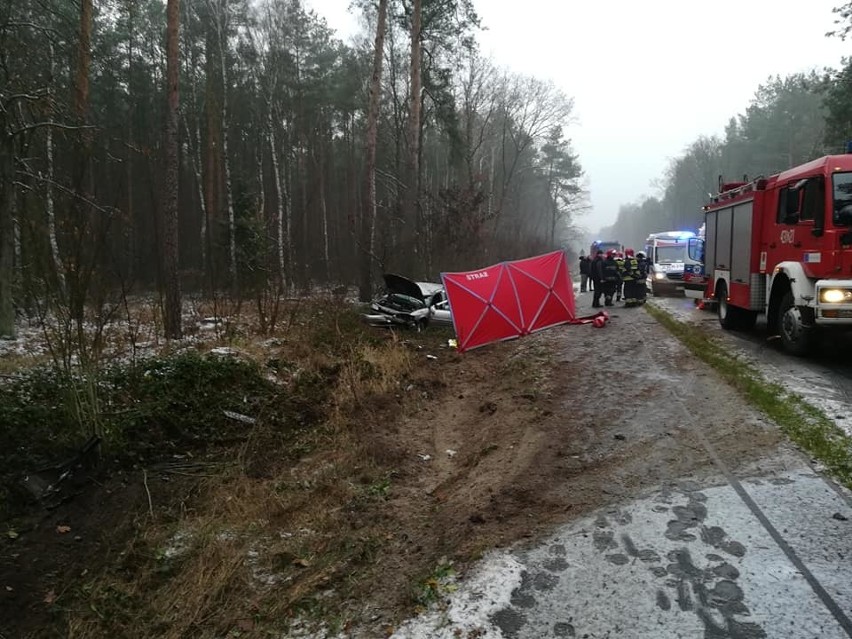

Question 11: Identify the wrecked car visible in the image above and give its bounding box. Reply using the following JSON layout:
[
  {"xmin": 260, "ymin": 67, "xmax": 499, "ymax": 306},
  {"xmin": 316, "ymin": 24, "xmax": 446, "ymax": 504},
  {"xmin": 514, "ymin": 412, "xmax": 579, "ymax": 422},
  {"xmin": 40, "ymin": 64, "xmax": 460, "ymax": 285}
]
[{"xmin": 363, "ymin": 274, "xmax": 453, "ymax": 331}]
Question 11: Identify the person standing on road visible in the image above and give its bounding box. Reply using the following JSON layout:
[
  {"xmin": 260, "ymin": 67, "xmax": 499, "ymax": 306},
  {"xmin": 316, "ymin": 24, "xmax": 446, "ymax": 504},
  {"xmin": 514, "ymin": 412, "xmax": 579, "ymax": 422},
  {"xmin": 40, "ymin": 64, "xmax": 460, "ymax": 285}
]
[
  {"xmin": 579, "ymin": 253, "xmax": 591, "ymax": 293},
  {"xmin": 635, "ymin": 251, "xmax": 649, "ymax": 304},
  {"xmin": 614, "ymin": 251, "xmax": 625, "ymax": 302},
  {"xmin": 602, "ymin": 250, "xmax": 620, "ymax": 306},
  {"xmin": 622, "ymin": 248, "xmax": 639, "ymax": 306},
  {"xmin": 590, "ymin": 250, "xmax": 605, "ymax": 307}
]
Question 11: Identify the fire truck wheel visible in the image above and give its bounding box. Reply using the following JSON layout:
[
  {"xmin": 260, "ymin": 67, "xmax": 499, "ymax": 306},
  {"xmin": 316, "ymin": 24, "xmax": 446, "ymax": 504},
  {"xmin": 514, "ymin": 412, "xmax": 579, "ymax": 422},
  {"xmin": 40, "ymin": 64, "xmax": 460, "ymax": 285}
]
[
  {"xmin": 716, "ymin": 284, "xmax": 756, "ymax": 330},
  {"xmin": 776, "ymin": 290, "xmax": 813, "ymax": 356},
  {"xmin": 716, "ymin": 282, "xmax": 739, "ymax": 330}
]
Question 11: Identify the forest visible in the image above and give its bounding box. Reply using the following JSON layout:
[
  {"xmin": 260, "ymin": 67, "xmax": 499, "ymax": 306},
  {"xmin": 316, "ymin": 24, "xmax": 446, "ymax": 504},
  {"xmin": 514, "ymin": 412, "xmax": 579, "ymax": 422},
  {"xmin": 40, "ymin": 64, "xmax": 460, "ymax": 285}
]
[
  {"xmin": 5, "ymin": 3, "xmax": 852, "ymax": 636},
  {"xmin": 601, "ymin": 4, "xmax": 852, "ymax": 250},
  {"xmin": 0, "ymin": 0, "xmax": 587, "ymax": 342},
  {"xmin": 6, "ymin": 0, "xmax": 852, "ymax": 344}
]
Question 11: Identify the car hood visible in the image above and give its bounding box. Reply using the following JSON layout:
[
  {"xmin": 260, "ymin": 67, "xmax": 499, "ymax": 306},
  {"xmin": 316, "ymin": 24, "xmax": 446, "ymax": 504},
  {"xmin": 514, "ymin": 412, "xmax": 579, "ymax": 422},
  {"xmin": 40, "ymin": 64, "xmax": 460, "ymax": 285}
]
[{"xmin": 383, "ymin": 273, "xmax": 429, "ymax": 301}]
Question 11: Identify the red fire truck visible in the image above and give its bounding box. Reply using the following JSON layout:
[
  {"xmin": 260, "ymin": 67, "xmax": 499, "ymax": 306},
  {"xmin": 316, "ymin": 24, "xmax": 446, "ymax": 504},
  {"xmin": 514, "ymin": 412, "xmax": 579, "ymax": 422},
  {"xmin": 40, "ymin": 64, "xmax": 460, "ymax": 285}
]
[
  {"xmin": 703, "ymin": 153, "xmax": 852, "ymax": 355},
  {"xmin": 590, "ymin": 239, "xmax": 621, "ymax": 258}
]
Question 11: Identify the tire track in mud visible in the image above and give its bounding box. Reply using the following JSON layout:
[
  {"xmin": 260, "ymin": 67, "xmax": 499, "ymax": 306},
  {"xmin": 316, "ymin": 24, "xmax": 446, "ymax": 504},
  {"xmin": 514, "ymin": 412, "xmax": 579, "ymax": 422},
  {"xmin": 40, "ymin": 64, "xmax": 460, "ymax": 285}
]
[{"xmin": 636, "ymin": 309, "xmax": 852, "ymax": 638}]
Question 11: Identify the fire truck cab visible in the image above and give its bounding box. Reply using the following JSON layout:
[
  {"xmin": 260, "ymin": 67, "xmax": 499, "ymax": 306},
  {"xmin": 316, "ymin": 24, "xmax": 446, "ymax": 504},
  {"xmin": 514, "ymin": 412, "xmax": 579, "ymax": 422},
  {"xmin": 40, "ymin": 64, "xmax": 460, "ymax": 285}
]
[{"xmin": 703, "ymin": 153, "xmax": 852, "ymax": 355}]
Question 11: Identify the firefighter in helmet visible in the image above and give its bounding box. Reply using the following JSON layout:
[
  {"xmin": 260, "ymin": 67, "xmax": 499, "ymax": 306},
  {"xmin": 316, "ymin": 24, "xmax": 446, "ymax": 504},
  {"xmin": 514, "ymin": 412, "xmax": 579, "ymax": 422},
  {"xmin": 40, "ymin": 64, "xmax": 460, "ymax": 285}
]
[
  {"xmin": 601, "ymin": 250, "xmax": 620, "ymax": 306},
  {"xmin": 622, "ymin": 248, "xmax": 640, "ymax": 306},
  {"xmin": 614, "ymin": 251, "xmax": 625, "ymax": 302},
  {"xmin": 635, "ymin": 251, "xmax": 649, "ymax": 304}
]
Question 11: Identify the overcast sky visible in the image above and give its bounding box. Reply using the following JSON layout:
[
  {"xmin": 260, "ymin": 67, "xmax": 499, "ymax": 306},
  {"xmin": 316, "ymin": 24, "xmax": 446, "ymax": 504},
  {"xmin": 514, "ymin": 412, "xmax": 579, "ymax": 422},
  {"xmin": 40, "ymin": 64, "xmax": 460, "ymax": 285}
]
[{"xmin": 307, "ymin": 0, "xmax": 850, "ymax": 233}]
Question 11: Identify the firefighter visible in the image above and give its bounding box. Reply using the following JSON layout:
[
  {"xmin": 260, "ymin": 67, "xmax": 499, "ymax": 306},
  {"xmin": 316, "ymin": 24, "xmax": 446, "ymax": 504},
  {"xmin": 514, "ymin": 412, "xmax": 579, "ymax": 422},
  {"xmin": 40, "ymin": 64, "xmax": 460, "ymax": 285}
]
[
  {"xmin": 590, "ymin": 250, "xmax": 605, "ymax": 307},
  {"xmin": 635, "ymin": 251, "xmax": 649, "ymax": 304},
  {"xmin": 622, "ymin": 248, "xmax": 640, "ymax": 306},
  {"xmin": 601, "ymin": 250, "xmax": 620, "ymax": 306},
  {"xmin": 614, "ymin": 251, "xmax": 625, "ymax": 302}
]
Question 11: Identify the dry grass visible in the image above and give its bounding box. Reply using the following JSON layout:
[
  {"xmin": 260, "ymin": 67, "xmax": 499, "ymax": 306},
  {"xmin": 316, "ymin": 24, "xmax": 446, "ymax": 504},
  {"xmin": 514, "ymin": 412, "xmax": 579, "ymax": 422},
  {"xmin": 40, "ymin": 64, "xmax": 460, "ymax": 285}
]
[
  {"xmin": 0, "ymin": 351, "xmax": 48, "ymax": 375},
  {"xmin": 51, "ymin": 298, "xmax": 424, "ymax": 638}
]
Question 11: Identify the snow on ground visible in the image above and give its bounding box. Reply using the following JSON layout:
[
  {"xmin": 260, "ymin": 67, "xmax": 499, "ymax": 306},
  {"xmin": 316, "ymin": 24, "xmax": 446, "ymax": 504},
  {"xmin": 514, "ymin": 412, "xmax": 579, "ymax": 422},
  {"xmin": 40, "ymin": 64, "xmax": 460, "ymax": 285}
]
[
  {"xmin": 389, "ymin": 553, "xmax": 524, "ymax": 639},
  {"xmin": 390, "ymin": 464, "xmax": 852, "ymax": 639}
]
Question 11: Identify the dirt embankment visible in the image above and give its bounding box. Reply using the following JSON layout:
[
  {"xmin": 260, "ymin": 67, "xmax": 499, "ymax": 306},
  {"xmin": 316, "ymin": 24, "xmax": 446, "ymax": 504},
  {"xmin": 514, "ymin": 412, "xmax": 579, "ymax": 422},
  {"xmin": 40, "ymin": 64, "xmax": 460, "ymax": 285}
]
[{"xmin": 0, "ymin": 302, "xmax": 787, "ymax": 638}]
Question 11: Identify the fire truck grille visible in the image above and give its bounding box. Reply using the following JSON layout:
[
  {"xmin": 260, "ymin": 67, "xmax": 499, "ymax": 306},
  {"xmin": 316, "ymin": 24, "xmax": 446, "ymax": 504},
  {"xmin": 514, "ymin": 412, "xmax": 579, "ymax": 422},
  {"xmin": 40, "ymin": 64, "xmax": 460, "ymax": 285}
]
[{"xmin": 666, "ymin": 273, "xmax": 684, "ymax": 281}]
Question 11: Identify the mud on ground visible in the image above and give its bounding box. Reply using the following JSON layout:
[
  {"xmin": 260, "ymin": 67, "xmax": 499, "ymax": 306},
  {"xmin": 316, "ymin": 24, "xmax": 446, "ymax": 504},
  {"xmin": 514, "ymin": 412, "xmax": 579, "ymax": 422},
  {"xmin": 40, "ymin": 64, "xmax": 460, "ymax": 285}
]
[{"xmin": 0, "ymin": 301, "xmax": 788, "ymax": 638}]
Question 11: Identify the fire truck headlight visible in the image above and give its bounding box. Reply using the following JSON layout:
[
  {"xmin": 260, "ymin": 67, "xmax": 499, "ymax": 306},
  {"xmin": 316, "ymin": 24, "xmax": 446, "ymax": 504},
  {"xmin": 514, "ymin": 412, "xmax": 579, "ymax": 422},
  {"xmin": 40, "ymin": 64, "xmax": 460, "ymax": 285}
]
[
  {"xmin": 819, "ymin": 288, "xmax": 852, "ymax": 303},
  {"xmin": 654, "ymin": 272, "xmax": 666, "ymax": 280}
]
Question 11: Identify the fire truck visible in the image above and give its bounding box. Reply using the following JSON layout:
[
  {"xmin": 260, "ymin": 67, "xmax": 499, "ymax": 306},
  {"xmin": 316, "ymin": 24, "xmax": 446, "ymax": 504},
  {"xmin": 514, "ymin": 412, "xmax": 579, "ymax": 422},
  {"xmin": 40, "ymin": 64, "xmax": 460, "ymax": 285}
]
[
  {"xmin": 590, "ymin": 239, "xmax": 621, "ymax": 257},
  {"xmin": 703, "ymin": 153, "xmax": 852, "ymax": 355}
]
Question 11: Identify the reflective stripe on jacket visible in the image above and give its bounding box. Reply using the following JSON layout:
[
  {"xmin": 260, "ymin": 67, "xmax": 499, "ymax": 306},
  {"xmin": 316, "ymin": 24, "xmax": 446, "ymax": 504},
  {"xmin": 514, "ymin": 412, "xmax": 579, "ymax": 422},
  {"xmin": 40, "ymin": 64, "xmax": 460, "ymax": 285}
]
[{"xmin": 622, "ymin": 257, "xmax": 639, "ymax": 281}]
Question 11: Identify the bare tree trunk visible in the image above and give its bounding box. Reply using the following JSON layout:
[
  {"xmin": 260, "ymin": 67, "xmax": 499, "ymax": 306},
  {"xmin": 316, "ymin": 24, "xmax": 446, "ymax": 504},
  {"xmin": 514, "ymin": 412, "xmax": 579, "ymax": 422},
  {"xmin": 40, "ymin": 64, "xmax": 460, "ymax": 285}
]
[
  {"xmin": 0, "ymin": 150, "xmax": 15, "ymax": 338},
  {"xmin": 46, "ymin": 42, "xmax": 64, "ymax": 292},
  {"xmin": 488, "ymin": 145, "xmax": 495, "ymax": 218},
  {"xmin": 299, "ymin": 148, "xmax": 308, "ymax": 288},
  {"xmin": 46, "ymin": 119, "xmax": 62, "ymax": 287},
  {"xmin": 284, "ymin": 137, "xmax": 293, "ymax": 290},
  {"xmin": 75, "ymin": 0, "xmax": 93, "ymax": 122},
  {"xmin": 69, "ymin": 0, "xmax": 93, "ymax": 347},
  {"xmin": 13, "ymin": 196, "xmax": 20, "ymax": 285},
  {"xmin": 203, "ymin": 18, "xmax": 220, "ymax": 288},
  {"xmin": 161, "ymin": 0, "xmax": 182, "ymax": 338},
  {"xmin": 180, "ymin": 0, "xmax": 206, "ymax": 275},
  {"xmin": 204, "ymin": 66, "xmax": 218, "ymax": 286},
  {"xmin": 402, "ymin": 0, "xmax": 422, "ymax": 265},
  {"xmin": 360, "ymin": 0, "xmax": 388, "ymax": 301},
  {"xmin": 267, "ymin": 114, "xmax": 286, "ymax": 286},
  {"xmin": 125, "ymin": 0, "xmax": 135, "ymax": 283},
  {"xmin": 319, "ymin": 150, "xmax": 330, "ymax": 282},
  {"xmin": 256, "ymin": 143, "xmax": 264, "ymax": 224},
  {"xmin": 210, "ymin": 0, "xmax": 238, "ymax": 289},
  {"xmin": 182, "ymin": 109, "xmax": 207, "ymax": 271}
]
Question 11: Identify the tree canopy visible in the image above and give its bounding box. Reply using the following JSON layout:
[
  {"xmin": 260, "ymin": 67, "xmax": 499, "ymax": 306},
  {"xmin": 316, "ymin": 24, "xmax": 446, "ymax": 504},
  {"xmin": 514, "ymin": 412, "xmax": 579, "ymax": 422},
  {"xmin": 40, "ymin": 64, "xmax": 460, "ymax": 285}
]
[{"xmin": 0, "ymin": 0, "xmax": 587, "ymax": 337}]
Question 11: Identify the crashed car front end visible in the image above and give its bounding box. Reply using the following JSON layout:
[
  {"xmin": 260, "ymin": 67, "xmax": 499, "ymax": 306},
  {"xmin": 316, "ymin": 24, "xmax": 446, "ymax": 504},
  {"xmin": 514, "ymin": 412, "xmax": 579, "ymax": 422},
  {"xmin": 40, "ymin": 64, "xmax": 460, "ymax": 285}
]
[{"xmin": 362, "ymin": 292, "xmax": 431, "ymax": 329}]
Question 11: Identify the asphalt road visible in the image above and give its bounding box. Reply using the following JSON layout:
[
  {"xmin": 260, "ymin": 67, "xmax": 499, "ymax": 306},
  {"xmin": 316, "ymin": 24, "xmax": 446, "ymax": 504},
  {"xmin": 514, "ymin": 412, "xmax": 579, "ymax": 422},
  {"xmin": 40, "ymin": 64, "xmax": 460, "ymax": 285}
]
[
  {"xmin": 390, "ymin": 290, "xmax": 852, "ymax": 639},
  {"xmin": 648, "ymin": 293, "xmax": 852, "ymax": 439}
]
